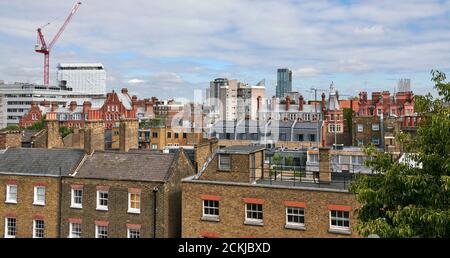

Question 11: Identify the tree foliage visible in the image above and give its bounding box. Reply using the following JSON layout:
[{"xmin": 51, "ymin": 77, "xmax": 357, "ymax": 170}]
[{"xmin": 349, "ymin": 70, "xmax": 450, "ymax": 238}]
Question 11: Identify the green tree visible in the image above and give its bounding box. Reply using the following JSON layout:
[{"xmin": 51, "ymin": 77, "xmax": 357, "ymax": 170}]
[
  {"xmin": 59, "ymin": 126, "xmax": 73, "ymax": 138},
  {"xmin": 272, "ymin": 153, "xmax": 282, "ymax": 165},
  {"xmin": 349, "ymin": 70, "xmax": 450, "ymax": 238}
]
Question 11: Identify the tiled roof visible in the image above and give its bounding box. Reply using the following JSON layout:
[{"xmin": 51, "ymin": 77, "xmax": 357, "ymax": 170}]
[
  {"xmin": 74, "ymin": 151, "xmax": 177, "ymax": 182},
  {"xmin": 0, "ymin": 148, "xmax": 85, "ymax": 176}
]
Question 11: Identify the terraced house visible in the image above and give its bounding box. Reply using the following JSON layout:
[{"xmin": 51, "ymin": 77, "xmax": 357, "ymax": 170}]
[
  {"xmin": 182, "ymin": 145, "xmax": 360, "ymax": 238},
  {"xmin": 0, "ymin": 148, "xmax": 85, "ymax": 238},
  {"xmin": 60, "ymin": 149, "xmax": 194, "ymax": 238}
]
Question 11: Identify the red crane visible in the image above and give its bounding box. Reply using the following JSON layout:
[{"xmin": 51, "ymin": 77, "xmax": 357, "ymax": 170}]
[{"xmin": 35, "ymin": 2, "xmax": 82, "ymax": 85}]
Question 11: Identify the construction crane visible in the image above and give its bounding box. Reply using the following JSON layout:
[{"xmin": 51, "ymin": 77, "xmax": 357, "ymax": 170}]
[{"xmin": 35, "ymin": 2, "xmax": 82, "ymax": 85}]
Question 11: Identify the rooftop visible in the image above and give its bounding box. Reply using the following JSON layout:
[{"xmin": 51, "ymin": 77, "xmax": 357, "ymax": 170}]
[
  {"xmin": 218, "ymin": 145, "xmax": 265, "ymax": 154},
  {"xmin": 0, "ymin": 148, "xmax": 84, "ymax": 176},
  {"xmin": 74, "ymin": 150, "xmax": 177, "ymax": 182}
]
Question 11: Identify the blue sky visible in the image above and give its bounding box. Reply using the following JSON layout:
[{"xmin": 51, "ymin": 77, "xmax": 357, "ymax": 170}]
[{"xmin": 0, "ymin": 0, "xmax": 450, "ymax": 100}]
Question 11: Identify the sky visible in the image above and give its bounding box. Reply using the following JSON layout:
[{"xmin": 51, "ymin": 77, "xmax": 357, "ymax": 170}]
[{"xmin": 0, "ymin": 0, "xmax": 449, "ymax": 100}]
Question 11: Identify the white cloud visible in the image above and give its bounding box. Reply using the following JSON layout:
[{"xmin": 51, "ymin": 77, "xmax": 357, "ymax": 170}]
[
  {"xmin": 353, "ymin": 25, "xmax": 385, "ymax": 36},
  {"xmin": 293, "ymin": 67, "xmax": 320, "ymax": 77},
  {"xmin": 0, "ymin": 0, "xmax": 449, "ymax": 97},
  {"xmin": 128, "ymin": 78, "xmax": 145, "ymax": 84}
]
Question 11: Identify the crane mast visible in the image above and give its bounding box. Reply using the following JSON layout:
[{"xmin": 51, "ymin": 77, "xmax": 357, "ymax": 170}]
[{"xmin": 35, "ymin": 2, "xmax": 82, "ymax": 85}]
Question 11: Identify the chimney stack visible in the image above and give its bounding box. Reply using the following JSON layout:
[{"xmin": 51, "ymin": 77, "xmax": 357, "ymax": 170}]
[
  {"xmin": 51, "ymin": 102, "xmax": 58, "ymax": 112},
  {"xmin": 45, "ymin": 112, "xmax": 64, "ymax": 149},
  {"xmin": 285, "ymin": 96, "xmax": 290, "ymax": 111},
  {"xmin": 119, "ymin": 117, "xmax": 139, "ymax": 152},
  {"xmin": 121, "ymin": 88, "xmax": 129, "ymax": 95},
  {"xmin": 271, "ymin": 96, "xmax": 277, "ymax": 111},
  {"xmin": 318, "ymin": 147, "xmax": 331, "ymax": 183},
  {"xmin": 299, "ymin": 95, "xmax": 304, "ymax": 111},
  {"xmin": 84, "ymin": 110, "xmax": 104, "ymax": 155},
  {"xmin": 321, "ymin": 93, "xmax": 326, "ymax": 112},
  {"xmin": 69, "ymin": 101, "xmax": 77, "ymax": 111},
  {"xmin": 83, "ymin": 101, "xmax": 92, "ymax": 114}
]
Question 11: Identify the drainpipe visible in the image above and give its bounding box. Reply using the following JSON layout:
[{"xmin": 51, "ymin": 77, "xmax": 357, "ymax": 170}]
[
  {"xmin": 152, "ymin": 186, "xmax": 159, "ymax": 238},
  {"xmin": 58, "ymin": 167, "xmax": 63, "ymax": 238}
]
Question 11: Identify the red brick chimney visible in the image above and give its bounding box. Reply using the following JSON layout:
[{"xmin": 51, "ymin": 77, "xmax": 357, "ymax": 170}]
[
  {"xmin": 51, "ymin": 102, "xmax": 58, "ymax": 112},
  {"xmin": 299, "ymin": 95, "xmax": 304, "ymax": 111},
  {"xmin": 321, "ymin": 93, "xmax": 326, "ymax": 112},
  {"xmin": 69, "ymin": 101, "xmax": 77, "ymax": 111},
  {"xmin": 121, "ymin": 88, "xmax": 128, "ymax": 95},
  {"xmin": 83, "ymin": 101, "xmax": 92, "ymax": 114},
  {"xmin": 286, "ymin": 96, "xmax": 291, "ymax": 111}
]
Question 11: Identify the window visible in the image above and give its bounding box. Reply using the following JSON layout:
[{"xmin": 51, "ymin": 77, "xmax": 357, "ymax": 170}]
[
  {"xmin": 352, "ymin": 156, "xmax": 363, "ymax": 165},
  {"xmin": 297, "ymin": 134, "xmax": 304, "ymax": 141},
  {"xmin": 308, "ymin": 154, "xmax": 319, "ymax": 163},
  {"xmin": 6, "ymin": 185, "xmax": 17, "ymax": 203},
  {"xmin": 71, "ymin": 189, "xmax": 83, "ymax": 208},
  {"xmin": 4, "ymin": 217, "xmax": 16, "ymax": 238},
  {"xmin": 152, "ymin": 132, "xmax": 158, "ymax": 138},
  {"xmin": 96, "ymin": 191, "xmax": 108, "ymax": 211},
  {"xmin": 372, "ymin": 123, "xmax": 380, "ymax": 131},
  {"xmin": 167, "ymin": 132, "xmax": 171, "ymax": 138},
  {"xmin": 33, "ymin": 220, "xmax": 45, "ymax": 238},
  {"xmin": 357, "ymin": 139, "xmax": 364, "ymax": 146},
  {"xmin": 309, "ymin": 134, "xmax": 316, "ymax": 142},
  {"xmin": 330, "ymin": 210, "xmax": 350, "ymax": 231},
  {"xmin": 286, "ymin": 207, "xmax": 305, "ymax": 226},
  {"xmin": 183, "ymin": 133, "xmax": 187, "ymax": 139},
  {"xmin": 218, "ymin": 154, "xmax": 231, "ymax": 170},
  {"xmin": 128, "ymin": 193, "xmax": 141, "ymax": 214},
  {"xmin": 95, "ymin": 225, "xmax": 108, "ymax": 238},
  {"xmin": 151, "ymin": 144, "xmax": 158, "ymax": 150},
  {"xmin": 69, "ymin": 223, "xmax": 81, "ymax": 238},
  {"xmin": 203, "ymin": 200, "xmax": 219, "ymax": 218},
  {"xmin": 372, "ymin": 137, "xmax": 380, "ymax": 145},
  {"xmin": 175, "ymin": 133, "xmax": 179, "ymax": 139},
  {"xmin": 357, "ymin": 124, "xmax": 363, "ymax": 132},
  {"xmin": 128, "ymin": 229, "xmax": 140, "ymax": 238},
  {"xmin": 33, "ymin": 186, "xmax": 46, "ymax": 205},
  {"xmin": 245, "ymin": 203, "xmax": 263, "ymax": 223}
]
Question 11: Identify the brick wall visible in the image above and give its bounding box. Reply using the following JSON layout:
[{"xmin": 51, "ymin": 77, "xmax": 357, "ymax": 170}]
[
  {"xmin": 0, "ymin": 131, "xmax": 22, "ymax": 149},
  {"xmin": 0, "ymin": 175, "xmax": 61, "ymax": 238},
  {"xmin": 182, "ymin": 181, "xmax": 359, "ymax": 238},
  {"xmin": 60, "ymin": 177, "xmax": 165, "ymax": 238}
]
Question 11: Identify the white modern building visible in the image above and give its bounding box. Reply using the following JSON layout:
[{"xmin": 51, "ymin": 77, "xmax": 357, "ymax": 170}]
[
  {"xmin": 57, "ymin": 63, "xmax": 107, "ymax": 95},
  {"xmin": 0, "ymin": 81, "xmax": 105, "ymax": 127}
]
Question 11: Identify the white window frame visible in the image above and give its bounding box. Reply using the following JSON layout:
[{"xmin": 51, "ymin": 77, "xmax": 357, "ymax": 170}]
[
  {"xmin": 151, "ymin": 144, "xmax": 158, "ymax": 150},
  {"xmin": 128, "ymin": 192, "xmax": 141, "ymax": 214},
  {"xmin": 69, "ymin": 223, "xmax": 81, "ymax": 238},
  {"xmin": 357, "ymin": 124, "xmax": 363, "ymax": 132},
  {"xmin": 33, "ymin": 219, "xmax": 45, "ymax": 238},
  {"xmin": 33, "ymin": 186, "xmax": 46, "ymax": 206},
  {"xmin": 285, "ymin": 207, "xmax": 305, "ymax": 227},
  {"xmin": 95, "ymin": 225, "xmax": 108, "ymax": 238},
  {"xmin": 245, "ymin": 203, "xmax": 263, "ymax": 223},
  {"xmin": 4, "ymin": 217, "xmax": 16, "ymax": 238},
  {"xmin": 372, "ymin": 137, "xmax": 380, "ymax": 145},
  {"xmin": 372, "ymin": 123, "xmax": 380, "ymax": 131},
  {"xmin": 96, "ymin": 191, "xmax": 109, "ymax": 211},
  {"xmin": 329, "ymin": 210, "xmax": 350, "ymax": 231},
  {"xmin": 127, "ymin": 228, "xmax": 140, "ymax": 238},
  {"xmin": 71, "ymin": 189, "xmax": 83, "ymax": 209},
  {"xmin": 202, "ymin": 200, "xmax": 219, "ymax": 219},
  {"xmin": 5, "ymin": 184, "xmax": 17, "ymax": 204},
  {"xmin": 218, "ymin": 154, "xmax": 231, "ymax": 170}
]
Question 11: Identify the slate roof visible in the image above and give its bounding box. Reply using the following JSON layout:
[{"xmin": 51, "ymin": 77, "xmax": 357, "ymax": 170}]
[
  {"xmin": 74, "ymin": 151, "xmax": 177, "ymax": 182},
  {"xmin": 218, "ymin": 145, "xmax": 266, "ymax": 154},
  {"xmin": 0, "ymin": 148, "xmax": 85, "ymax": 176}
]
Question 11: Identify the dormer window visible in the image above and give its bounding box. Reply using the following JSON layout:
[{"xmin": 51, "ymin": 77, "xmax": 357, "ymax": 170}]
[{"xmin": 218, "ymin": 154, "xmax": 231, "ymax": 170}]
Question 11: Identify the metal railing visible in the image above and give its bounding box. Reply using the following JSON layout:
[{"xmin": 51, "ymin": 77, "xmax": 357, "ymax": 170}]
[{"xmin": 250, "ymin": 164, "xmax": 357, "ymax": 190}]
